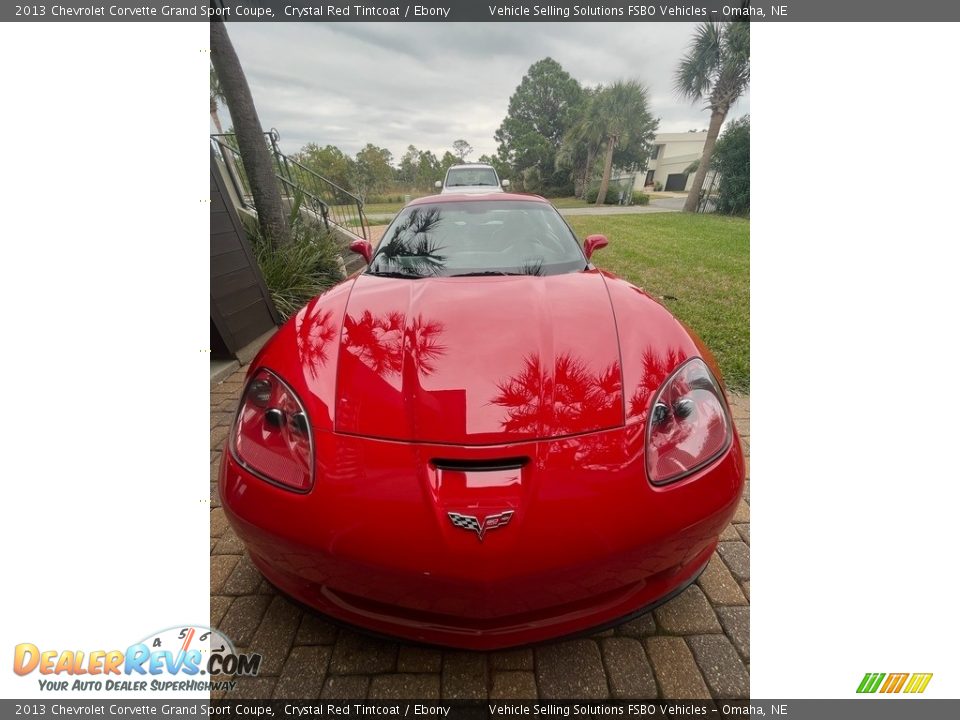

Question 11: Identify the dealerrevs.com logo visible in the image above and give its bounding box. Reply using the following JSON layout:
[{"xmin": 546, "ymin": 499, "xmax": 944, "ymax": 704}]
[
  {"xmin": 13, "ymin": 625, "xmax": 260, "ymax": 693},
  {"xmin": 857, "ymin": 672, "xmax": 933, "ymax": 694}
]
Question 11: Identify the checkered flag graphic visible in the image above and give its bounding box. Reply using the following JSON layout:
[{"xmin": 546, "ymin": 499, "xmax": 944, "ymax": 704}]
[
  {"xmin": 447, "ymin": 512, "xmax": 482, "ymax": 534},
  {"xmin": 447, "ymin": 510, "xmax": 514, "ymax": 540}
]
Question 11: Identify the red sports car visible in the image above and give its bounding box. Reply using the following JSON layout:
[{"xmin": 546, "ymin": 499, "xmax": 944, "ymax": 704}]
[{"xmin": 219, "ymin": 193, "xmax": 745, "ymax": 650}]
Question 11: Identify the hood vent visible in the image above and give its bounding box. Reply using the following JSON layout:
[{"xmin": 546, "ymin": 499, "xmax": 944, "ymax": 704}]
[{"xmin": 432, "ymin": 457, "xmax": 529, "ymax": 472}]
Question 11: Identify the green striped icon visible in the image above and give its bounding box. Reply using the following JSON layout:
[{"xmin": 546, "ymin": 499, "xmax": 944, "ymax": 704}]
[
  {"xmin": 857, "ymin": 673, "xmax": 886, "ymax": 693},
  {"xmin": 857, "ymin": 672, "xmax": 933, "ymax": 694}
]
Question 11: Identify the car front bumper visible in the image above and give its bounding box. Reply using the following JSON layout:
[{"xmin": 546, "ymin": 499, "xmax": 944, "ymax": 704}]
[{"xmin": 219, "ymin": 426, "xmax": 744, "ymax": 650}]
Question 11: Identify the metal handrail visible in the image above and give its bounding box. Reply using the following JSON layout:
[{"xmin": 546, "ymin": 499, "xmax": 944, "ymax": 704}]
[
  {"xmin": 283, "ymin": 155, "xmax": 359, "ymax": 198},
  {"xmin": 210, "ymin": 131, "xmax": 369, "ymax": 241}
]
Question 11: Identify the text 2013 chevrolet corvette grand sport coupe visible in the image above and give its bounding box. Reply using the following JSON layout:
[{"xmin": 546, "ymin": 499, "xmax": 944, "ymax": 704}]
[{"xmin": 219, "ymin": 193, "xmax": 745, "ymax": 650}]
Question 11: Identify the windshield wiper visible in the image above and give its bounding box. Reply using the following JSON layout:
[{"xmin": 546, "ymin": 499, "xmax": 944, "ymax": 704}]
[
  {"xmin": 449, "ymin": 271, "xmax": 521, "ymax": 277},
  {"xmin": 367, "ymin": 270, "xmax": 423, "ymax": 279}
]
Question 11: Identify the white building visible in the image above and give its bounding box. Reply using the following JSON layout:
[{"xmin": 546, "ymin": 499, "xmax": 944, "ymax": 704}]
[{"xmin": 641, "ymin": 131, "xmax": 708, "ymax": 192}]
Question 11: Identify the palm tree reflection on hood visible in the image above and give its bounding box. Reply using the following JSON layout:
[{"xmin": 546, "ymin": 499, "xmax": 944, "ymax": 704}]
[
  {"xmin": 491, "ymin": 352, "xmax": 622, "ymax": 436},
  {"xmin": 407, "ymin": 315, "xmax": 447, "ymax": 376},
  {"xmin": 370, "ymin": 207, "xmax": 447, "ymax": 277},
  {"xmin": 490, "ymin": 348, "xmax": 703, "ymax": 468},
  {"xmin": 295, "ymin": 303, "xmax": 338, "ymax": 376},
  {"xmin": 342, "ymin": 311, "xmax": 447, "ymax": 378},
  {"xmin": 629, "ymin": 348, "xmax": 689, "ymax": 421}
]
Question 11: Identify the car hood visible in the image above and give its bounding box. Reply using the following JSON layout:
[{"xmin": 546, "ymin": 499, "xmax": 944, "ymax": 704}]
[{"xmin": 334, "ymin": 271, "xmax": 624, "ymax": 445}]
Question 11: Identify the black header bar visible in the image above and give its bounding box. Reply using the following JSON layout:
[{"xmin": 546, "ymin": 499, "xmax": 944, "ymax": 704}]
[{"xmin": 5, "ymin": 0, "xmax": 960, "ymax": 22}]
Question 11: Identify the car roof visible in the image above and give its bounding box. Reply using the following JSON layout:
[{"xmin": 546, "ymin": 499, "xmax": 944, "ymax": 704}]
[
  {"xmin": 445, "ymin": 163, "xmax": 496, "ymax": 170},
  {"xmin": 407, "ymin": 192, "xmax": 549, "ymax": 206}
]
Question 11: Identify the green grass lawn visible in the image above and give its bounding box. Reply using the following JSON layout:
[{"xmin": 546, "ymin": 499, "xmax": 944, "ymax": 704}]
[
  {"xmin": 362, "ymin": 201, "xmax": 406, "ymax": 215},
  {"xmin": 565, "ymin": 213, "xmax": 749, "ymax": 392},
  {"xmin": 548, "ymin": 196, "xmax": 592, "ymax": 209},
  {"xmin": 362, "ymin": 193, "xmax": 433, "ymax": 215}
]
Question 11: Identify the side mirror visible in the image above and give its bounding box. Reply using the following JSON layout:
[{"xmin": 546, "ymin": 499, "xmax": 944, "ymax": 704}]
[
  {"xmin": 350, "ymin": 239, "xmax": 373, "ymax": 264},
  {"xmin": 434, "ymin": 180, "xmax": 442, "ymax": 189},
  {"xmin": 583, "ymin": 234, "xmax": 608, "ymax": 260},
  {"xmin": 501, "ymin": 179, "xmax": 510, "ymax": 188}
]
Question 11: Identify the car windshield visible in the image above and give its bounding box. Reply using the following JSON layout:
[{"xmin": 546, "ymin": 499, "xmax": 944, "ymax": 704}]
[
  {"xmin": 445, "ymin": 167, "xmax": 499, "ymax": 187},
  {"xmin": 367, "ymin": 200, "xmax": 587, "ymax": 278}
]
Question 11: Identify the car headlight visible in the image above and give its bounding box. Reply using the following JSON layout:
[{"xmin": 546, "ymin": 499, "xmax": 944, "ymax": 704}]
[
  {"xmin": 230, "ymin": 368, "xmax": 314, "ymax": 492},
  {"xmin": 645, "ymin": 358, "xmax": 733, "ymax": 486}
]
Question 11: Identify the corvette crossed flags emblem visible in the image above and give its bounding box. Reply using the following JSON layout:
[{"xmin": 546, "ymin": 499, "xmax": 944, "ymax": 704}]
[{"xmin": 447, "ymin": 510, "xmax": 514, "ymax": 541}]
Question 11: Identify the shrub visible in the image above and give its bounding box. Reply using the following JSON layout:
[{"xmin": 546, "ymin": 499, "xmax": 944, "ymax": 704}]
[
  {"xmin": 585, "ymin": 185, "xmax": 624, "ymax": 204},
  {"xmin": 711, "ymin": 115, "xmax": 750, "ymax": 216},
  {"xmin": 364, "ymin": 193, "xmax": 405, "ymax": 205},
  {"xmin": 541, "ymin": 173, "xmax": 574, "ymax": 198},
  {"xmin": 246, "ymin": 196, "xmax": 345, "ymax": 321},
  {"xmin": 539, "ymin": 184, "xmax": 574, "ymax": 198},
  {"xmin": 521, "ymin": 166, "xmax": 543, "ymax": 194},
  {"xmin": 631, "ymin": 191, "xmax": 650, "ymax": 205},
  {"xmin": 654, "ymin": 181, "xmax": 663, "ymax": 192}
]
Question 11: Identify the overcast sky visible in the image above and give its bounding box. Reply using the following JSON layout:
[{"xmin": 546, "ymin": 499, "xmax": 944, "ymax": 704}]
[{"xmin": 222, "ymin": 22, "xmax": 750, "ymax": 161}]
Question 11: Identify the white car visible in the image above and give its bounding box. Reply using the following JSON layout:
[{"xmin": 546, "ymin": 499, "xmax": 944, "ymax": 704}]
[{"xmin": 435, "ymin": 164, "xmax": 510, "ymax": 194}]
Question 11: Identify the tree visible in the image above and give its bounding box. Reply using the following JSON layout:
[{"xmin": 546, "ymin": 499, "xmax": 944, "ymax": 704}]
[
  {"xmin": 557, "ymin": 86, "xmax": 605, "ymax": 199},
  {"xmin": 591, "ymin": 81, "xmax": 657, "ymax": 207},
  {"xmin": 675, "ymin": 17, "xmax": 750, "ymax": 212},
  {"xmin": 295, "ymin": 143, "xmax": 354, "ymax": 190},
  {"xmin": 711, "ymin": 115, "xmax": 749, "ymax": 215},
  {"xmin": 439, "ymin": 151, "xmax": 460, "ymax": 174},
  {"xmin": 351, "ymin": 144, "xmax": 394, "ymax": 200},
  {"xmin": 451, "ymin": 139, "xmax": 473, "ymax": 162},
  {"xmin": 521, "ymin": 166, "xmax": 543, "ymax": 195},
  {"xmin": 495, "ymin": 58, "xmax": 584, "ymax": 192},
  {"xmin": 210, "ymin": 20, "xmax": 290, "ymax": 247},
  {"xmin": 397, "ymin": 145, "xmax": 420, "ymax": 187},
  {"xmin": 210, "ymin": 66, "xmax": 225, "ymax": 134},
  {"xmin": 476, "ymin": 154, "xmax": 511, "ymax": 182},
  {"xmin": 415, "ymin": 150, "xmax": 441, "ymax": 189}
]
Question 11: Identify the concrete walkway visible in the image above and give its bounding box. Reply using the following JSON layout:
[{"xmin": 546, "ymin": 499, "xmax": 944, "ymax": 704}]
[
  {"xmin": 557, "ymin": 202, "xmax": 679, "ymax": 217},
  {"xmin": 211, "ymin": 369, "xmax": 750, "ymax": 700}
]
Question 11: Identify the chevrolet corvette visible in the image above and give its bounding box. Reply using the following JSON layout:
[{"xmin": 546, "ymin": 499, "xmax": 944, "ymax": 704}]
[{"xmin": 219, "ymin": 192, "xmax": 745, "ymax": 649}]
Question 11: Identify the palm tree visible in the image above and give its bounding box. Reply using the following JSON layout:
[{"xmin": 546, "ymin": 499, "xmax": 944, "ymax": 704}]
[
  {"xmin": 558, "ymin": 92, "xmax": 605, "ymax": 199},
  {"xmin": 675, "ymin": 18, "xmax": 750, "ymax": 213},
  {"xmin": 210, "ymin": 19, "xmax": 290, "ymax": 247},
  {"xmin": 592, "ymin": 81, "xmax": 655, "ymax": 207}
]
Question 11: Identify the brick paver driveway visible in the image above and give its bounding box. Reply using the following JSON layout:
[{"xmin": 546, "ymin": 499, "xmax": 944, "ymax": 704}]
[{"xmin": 211, "ymin": 368, "xmax": 750, "ymax": 700}]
